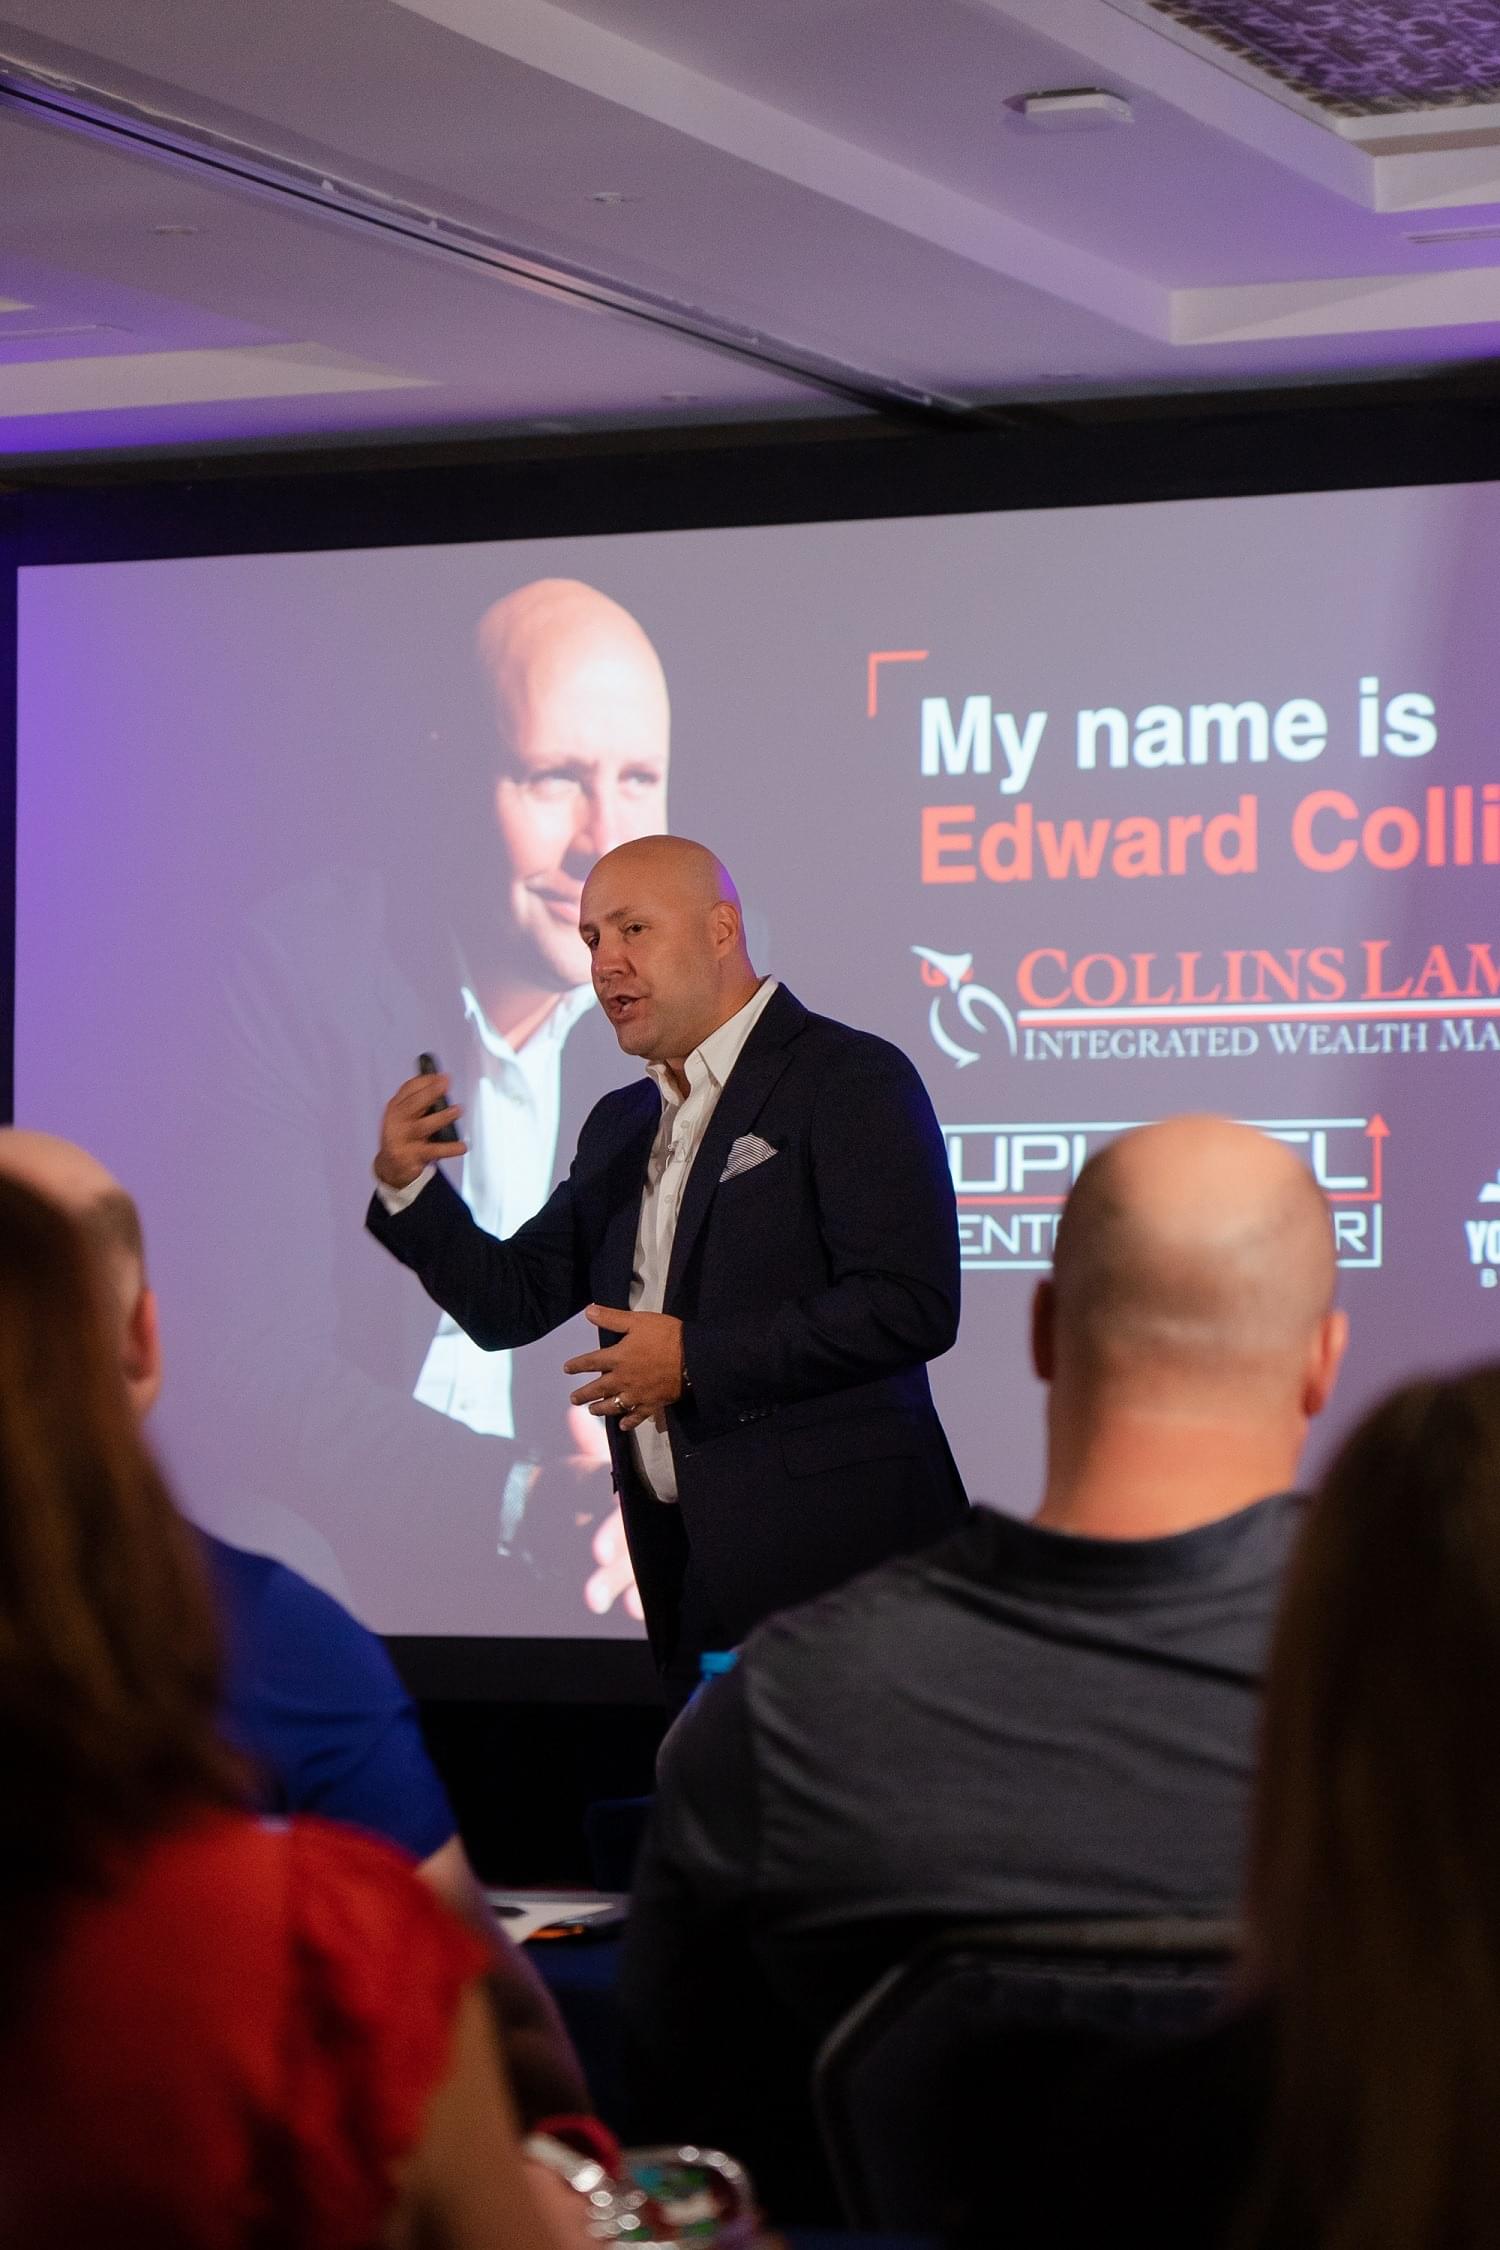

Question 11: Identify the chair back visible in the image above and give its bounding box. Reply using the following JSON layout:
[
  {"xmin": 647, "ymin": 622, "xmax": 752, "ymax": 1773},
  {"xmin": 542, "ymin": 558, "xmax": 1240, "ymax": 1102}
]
[{"xmin": 814, "ymin": 1914, "xmax": 1239, "ymax": 2235}]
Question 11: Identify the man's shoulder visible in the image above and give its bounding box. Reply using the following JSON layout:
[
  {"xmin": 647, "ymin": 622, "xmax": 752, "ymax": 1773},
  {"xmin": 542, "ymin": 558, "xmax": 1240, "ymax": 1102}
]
[
  {"xmin": 771, "ymin": 990, "xmax": 927, "ymax": 1087},
  {"xmin": 920, "ymin": 1490, "xmax": 1307, "ymax": 1605},
  {"xmin": 741, "ymin": 1533, "xmax": 963, "ymax": 1695},
  {"xmin": 659, "ymin": 1536, "xmax": 983, "ymax": 1812},
  {"xmin": 203, "ymin": 1532, "xmax": 405, "ymax": 1710},
  {"xmin": 203, "ymin": 1534, "xmax": 454, "ymax": 1856},
  {"xmin": 661, "ymin": 1556, "xmax": 921, "ymax": 1756},
  {"xmin": 577, "ymin": 1073, "xmax": 659, "ymax": 1144},
  {"xmin": 202, "ymin": 1528, "xmax": 287, "ymax": 1626},
  {"xmin": 726, "ymin": 1488, "xmax": 1303, "ymax": 1705}
]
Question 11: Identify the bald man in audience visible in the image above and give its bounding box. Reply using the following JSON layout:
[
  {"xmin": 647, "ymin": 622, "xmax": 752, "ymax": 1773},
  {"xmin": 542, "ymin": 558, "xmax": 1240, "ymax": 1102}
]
[
  {"xmin": 0, "ymin": 1126, "xmax": 589, "ymax": 2128},
  {"xmin": 618, "ymin": 1115, "xmax": 1348, "ymax": 2207},
  {"xmin": 371, "ymin": 834, "xmax": 969, "ymax": 1692}
]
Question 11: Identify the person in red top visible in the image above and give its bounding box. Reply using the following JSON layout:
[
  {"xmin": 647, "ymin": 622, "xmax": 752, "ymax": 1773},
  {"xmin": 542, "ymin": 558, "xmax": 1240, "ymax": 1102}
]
[{"xmin": 0, "ymin": 1174, "xmax": 575, "ymax": 2250}]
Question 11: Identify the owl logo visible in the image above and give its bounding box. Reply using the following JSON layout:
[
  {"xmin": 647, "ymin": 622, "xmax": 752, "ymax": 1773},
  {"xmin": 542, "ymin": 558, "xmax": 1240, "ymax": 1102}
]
[{"xmin": 912, "ymin": 946, "xmax": 1018, "ymax": 1067}]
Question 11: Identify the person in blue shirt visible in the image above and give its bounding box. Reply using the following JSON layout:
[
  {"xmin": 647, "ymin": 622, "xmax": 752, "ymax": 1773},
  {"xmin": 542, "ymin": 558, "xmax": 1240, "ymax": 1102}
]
[
  {"xmin": 0, "ymin": 1128, "xmax": 587, "ymax": 2127},
  {"xmin": 204, "ymin": 1529, "xmax": 457, "ymax": 1857}
]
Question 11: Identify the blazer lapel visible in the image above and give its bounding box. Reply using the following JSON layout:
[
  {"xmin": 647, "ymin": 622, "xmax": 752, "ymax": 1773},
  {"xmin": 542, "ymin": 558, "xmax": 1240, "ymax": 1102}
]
[{"xmin": 663, "ymin": 987, "xmax": 804, "ymax": 1308}]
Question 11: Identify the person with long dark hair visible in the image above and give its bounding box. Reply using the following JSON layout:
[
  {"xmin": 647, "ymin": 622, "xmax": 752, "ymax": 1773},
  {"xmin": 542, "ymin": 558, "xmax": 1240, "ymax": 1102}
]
[
  {"xmin": 1236, "ymin": 1361, "xmax": 1500, "ymax": 2250},
  {"xmin": 0, "ymin": 1173, "xmax": 570, "ymax": 2248},
  {"xmin": 1055, "ymin": 1363, "xmax": 1500, "ymax": 2250},
  {"xmin": 0, "ymin": 1121, "xmax": 589, "ymax": 2131}
]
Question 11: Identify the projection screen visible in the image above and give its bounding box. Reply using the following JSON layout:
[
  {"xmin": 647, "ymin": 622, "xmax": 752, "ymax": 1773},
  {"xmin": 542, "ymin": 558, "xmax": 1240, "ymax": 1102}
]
[{"xmin": 15, "ymin": 482, "xmax": 1500, "ymax": 1640}]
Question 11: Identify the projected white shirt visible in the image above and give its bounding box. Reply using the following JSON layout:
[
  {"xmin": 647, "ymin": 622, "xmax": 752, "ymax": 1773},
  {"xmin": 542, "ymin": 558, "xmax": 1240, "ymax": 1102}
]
[
  {"xmin": 630, "ymin": 976, "xmax": 779, "ymax": 1504},
  {"xmin": 412, "ymin": 980, "xmax": 595, "ymax": 1437}
]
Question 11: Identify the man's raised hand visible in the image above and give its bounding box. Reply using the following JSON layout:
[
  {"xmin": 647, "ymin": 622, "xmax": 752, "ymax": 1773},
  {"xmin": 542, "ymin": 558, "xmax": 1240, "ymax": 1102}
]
[{"xmin": 373, "ymin": 1069, "xmax": 469, "ymax": 1190}]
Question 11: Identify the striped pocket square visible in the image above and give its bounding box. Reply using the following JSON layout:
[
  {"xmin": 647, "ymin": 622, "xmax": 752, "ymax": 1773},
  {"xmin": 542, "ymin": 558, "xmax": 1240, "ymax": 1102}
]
[{"xmin": 720, "ymin": 1133, "xmax": 778, "ymax": 1183}]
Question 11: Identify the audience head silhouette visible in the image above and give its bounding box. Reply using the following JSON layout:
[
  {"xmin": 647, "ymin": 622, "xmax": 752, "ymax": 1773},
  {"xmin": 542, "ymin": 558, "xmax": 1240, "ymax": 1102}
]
[
  {"xmin": 1033, "ymin": 1115, "xmax": 1346, "ymax": 1536},
  {"xmin": 580, "ymin": 834, "xmax": 760, "ymax": 1084},
  {"xmin": 1241, "ymin": 1362, "xmax": 1500, "ymax": 2250},
  {"xmin": 0, "ymin": 1129, "xmax": 159, "ymax": 1416}
]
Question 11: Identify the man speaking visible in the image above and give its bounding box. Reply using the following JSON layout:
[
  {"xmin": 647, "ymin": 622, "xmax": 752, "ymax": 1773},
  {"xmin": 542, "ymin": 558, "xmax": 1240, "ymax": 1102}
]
[{"xmin": 370, "ymin": 836, "xmax": 968, "ymax": 1693}]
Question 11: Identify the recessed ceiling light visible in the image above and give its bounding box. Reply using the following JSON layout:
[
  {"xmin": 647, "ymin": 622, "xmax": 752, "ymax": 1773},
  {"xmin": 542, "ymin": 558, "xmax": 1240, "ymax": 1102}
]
[
  {"xmin": 588, "ymin": 191, "xmax": 635, "ymax": 206},
  {"xmin": 151, "ymin": 223, "xmax": 199, "ymax": 236},
  {"xmin": 1012, "ymin": 87, "xmax": 1133, "ymax": 129}
]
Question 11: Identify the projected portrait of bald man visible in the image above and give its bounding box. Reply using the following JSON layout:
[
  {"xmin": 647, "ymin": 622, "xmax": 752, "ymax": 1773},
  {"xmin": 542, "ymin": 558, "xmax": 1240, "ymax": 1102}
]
[
  {"xmin": 414, "ymin": 583, "xmax": 669, "ymax": 1448},
  {"xmin": 197, "ymin": 579, "xmax": 668, "ymax": 1634}
]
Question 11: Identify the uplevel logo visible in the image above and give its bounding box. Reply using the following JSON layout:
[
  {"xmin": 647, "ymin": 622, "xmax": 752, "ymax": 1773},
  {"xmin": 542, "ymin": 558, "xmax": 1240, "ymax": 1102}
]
[
  {"xmin": 912, "ymin": 946, "xmax": 1018, "ymax": 1067},
  {"xmin": 949, "ymin": 1116, "xmax": 1386, "ymax": 1274},
  {"xmin": 1467, "ymin": 1171, "xmax": 1500, "ymax": 1290}
]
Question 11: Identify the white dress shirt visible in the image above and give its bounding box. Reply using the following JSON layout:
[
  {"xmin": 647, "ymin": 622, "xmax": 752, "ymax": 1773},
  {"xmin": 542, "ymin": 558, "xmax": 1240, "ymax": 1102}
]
[
  {"xmin": 628, "ymin": 977, "xmax": 779, "ymax": 1503},
  {"xmin": 379, "ymin": 981, "xmax": 594, "ymax": 1436}
]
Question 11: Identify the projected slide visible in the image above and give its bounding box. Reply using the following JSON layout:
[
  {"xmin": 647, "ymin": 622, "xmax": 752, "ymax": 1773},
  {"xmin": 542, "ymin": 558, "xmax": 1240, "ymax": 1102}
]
[{"xmin": 15, "ymin": 482, "xmax": 1500, "ymax": 1637}]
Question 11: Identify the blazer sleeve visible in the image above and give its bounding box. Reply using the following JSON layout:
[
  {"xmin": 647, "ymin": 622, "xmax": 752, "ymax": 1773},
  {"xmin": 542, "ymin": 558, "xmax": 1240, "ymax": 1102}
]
[
  {"xmin": 680, "ymin": 1036, "xmax": 960, "ymax": 1424},
  {"xmin": 366, "ymin": 1160, "xmax": 589, "ymax": 1354}
]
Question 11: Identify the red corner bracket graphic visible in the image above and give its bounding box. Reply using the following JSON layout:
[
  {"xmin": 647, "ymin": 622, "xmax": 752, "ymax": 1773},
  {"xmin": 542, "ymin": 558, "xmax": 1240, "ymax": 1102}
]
[{"xmin": 866, "ymin": 648, "xmax": 928, "ymax": 718}]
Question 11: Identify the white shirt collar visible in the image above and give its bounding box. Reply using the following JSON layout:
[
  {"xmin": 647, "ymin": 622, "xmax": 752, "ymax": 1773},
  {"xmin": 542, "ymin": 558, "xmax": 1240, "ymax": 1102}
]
[
  {"xmin": 647, "ymin": 977, "xmax": 780, "ymax": 1109},
  {"xmin": 461, "ymin": 979, "xmax": 596, "ymax": 1065}
]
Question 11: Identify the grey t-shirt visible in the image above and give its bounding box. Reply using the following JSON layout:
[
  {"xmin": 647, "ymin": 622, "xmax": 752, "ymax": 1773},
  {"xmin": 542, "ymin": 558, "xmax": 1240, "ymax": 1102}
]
[{"xmin": 621, "ymin": 1492, "xmax": 1302, "ymax": 2169}]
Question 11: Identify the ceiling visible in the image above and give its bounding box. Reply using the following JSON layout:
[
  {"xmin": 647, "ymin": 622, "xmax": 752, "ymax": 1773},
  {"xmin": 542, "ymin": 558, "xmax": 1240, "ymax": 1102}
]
[{"xmin": 5, "ymin": 0, "xmax": 1500, "ymax": 462}]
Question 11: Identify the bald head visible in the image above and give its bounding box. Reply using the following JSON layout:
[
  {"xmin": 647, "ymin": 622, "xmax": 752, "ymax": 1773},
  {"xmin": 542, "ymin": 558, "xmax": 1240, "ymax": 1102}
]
[
  {"xmin": 1033, "ymin": 1117, "xmax": 1347, "ymax": 1535},
  {"xmin": 0, "ymin": 1130, "xmax": 142, "ymax": 1287},
  {"xmin": 474, "ymin": 578, "xmax": 670, "ymax": 1000},
  {"xmin": 478, "ymin": 579, "xmax": 669, "ymax": 730},
  {"xmin": 590, "ymin": 835, "xmax": 740, "ymax": 913},
  {"xmin": 0, "ymin": 1130, "xmax": 159, "ymax": 1416},
  {"xmin": 580, "ymin": 835, "xmax": 759, "ymax": 1077},
  {"xmin": 1051, "ymin": 1116, "xmax": 1336, "ymax": 1396}
]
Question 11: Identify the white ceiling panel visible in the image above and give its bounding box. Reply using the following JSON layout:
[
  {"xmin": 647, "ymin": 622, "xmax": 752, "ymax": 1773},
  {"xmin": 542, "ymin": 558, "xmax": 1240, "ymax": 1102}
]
[{"xmin": 0, "ymin": 341, "xmax": 428, "ymax": 417}]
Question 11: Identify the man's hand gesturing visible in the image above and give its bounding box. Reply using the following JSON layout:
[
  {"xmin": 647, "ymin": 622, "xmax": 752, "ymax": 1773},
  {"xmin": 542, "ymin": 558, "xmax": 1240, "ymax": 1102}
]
[
  {"xmin": 373, "ymin": 1069, "xmax": 469, "ymax": 1190},
  {"xmin": 564, "ymin": 1304, "xmax": 685, "ymax": 1433}
]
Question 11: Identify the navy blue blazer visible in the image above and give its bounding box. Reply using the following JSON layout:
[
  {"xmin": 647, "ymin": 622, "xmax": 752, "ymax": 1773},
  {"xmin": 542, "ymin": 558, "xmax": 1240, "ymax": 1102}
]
[{"xmin": 368, "ymin": 985, "xmax": 969, "ymax": 1657}]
